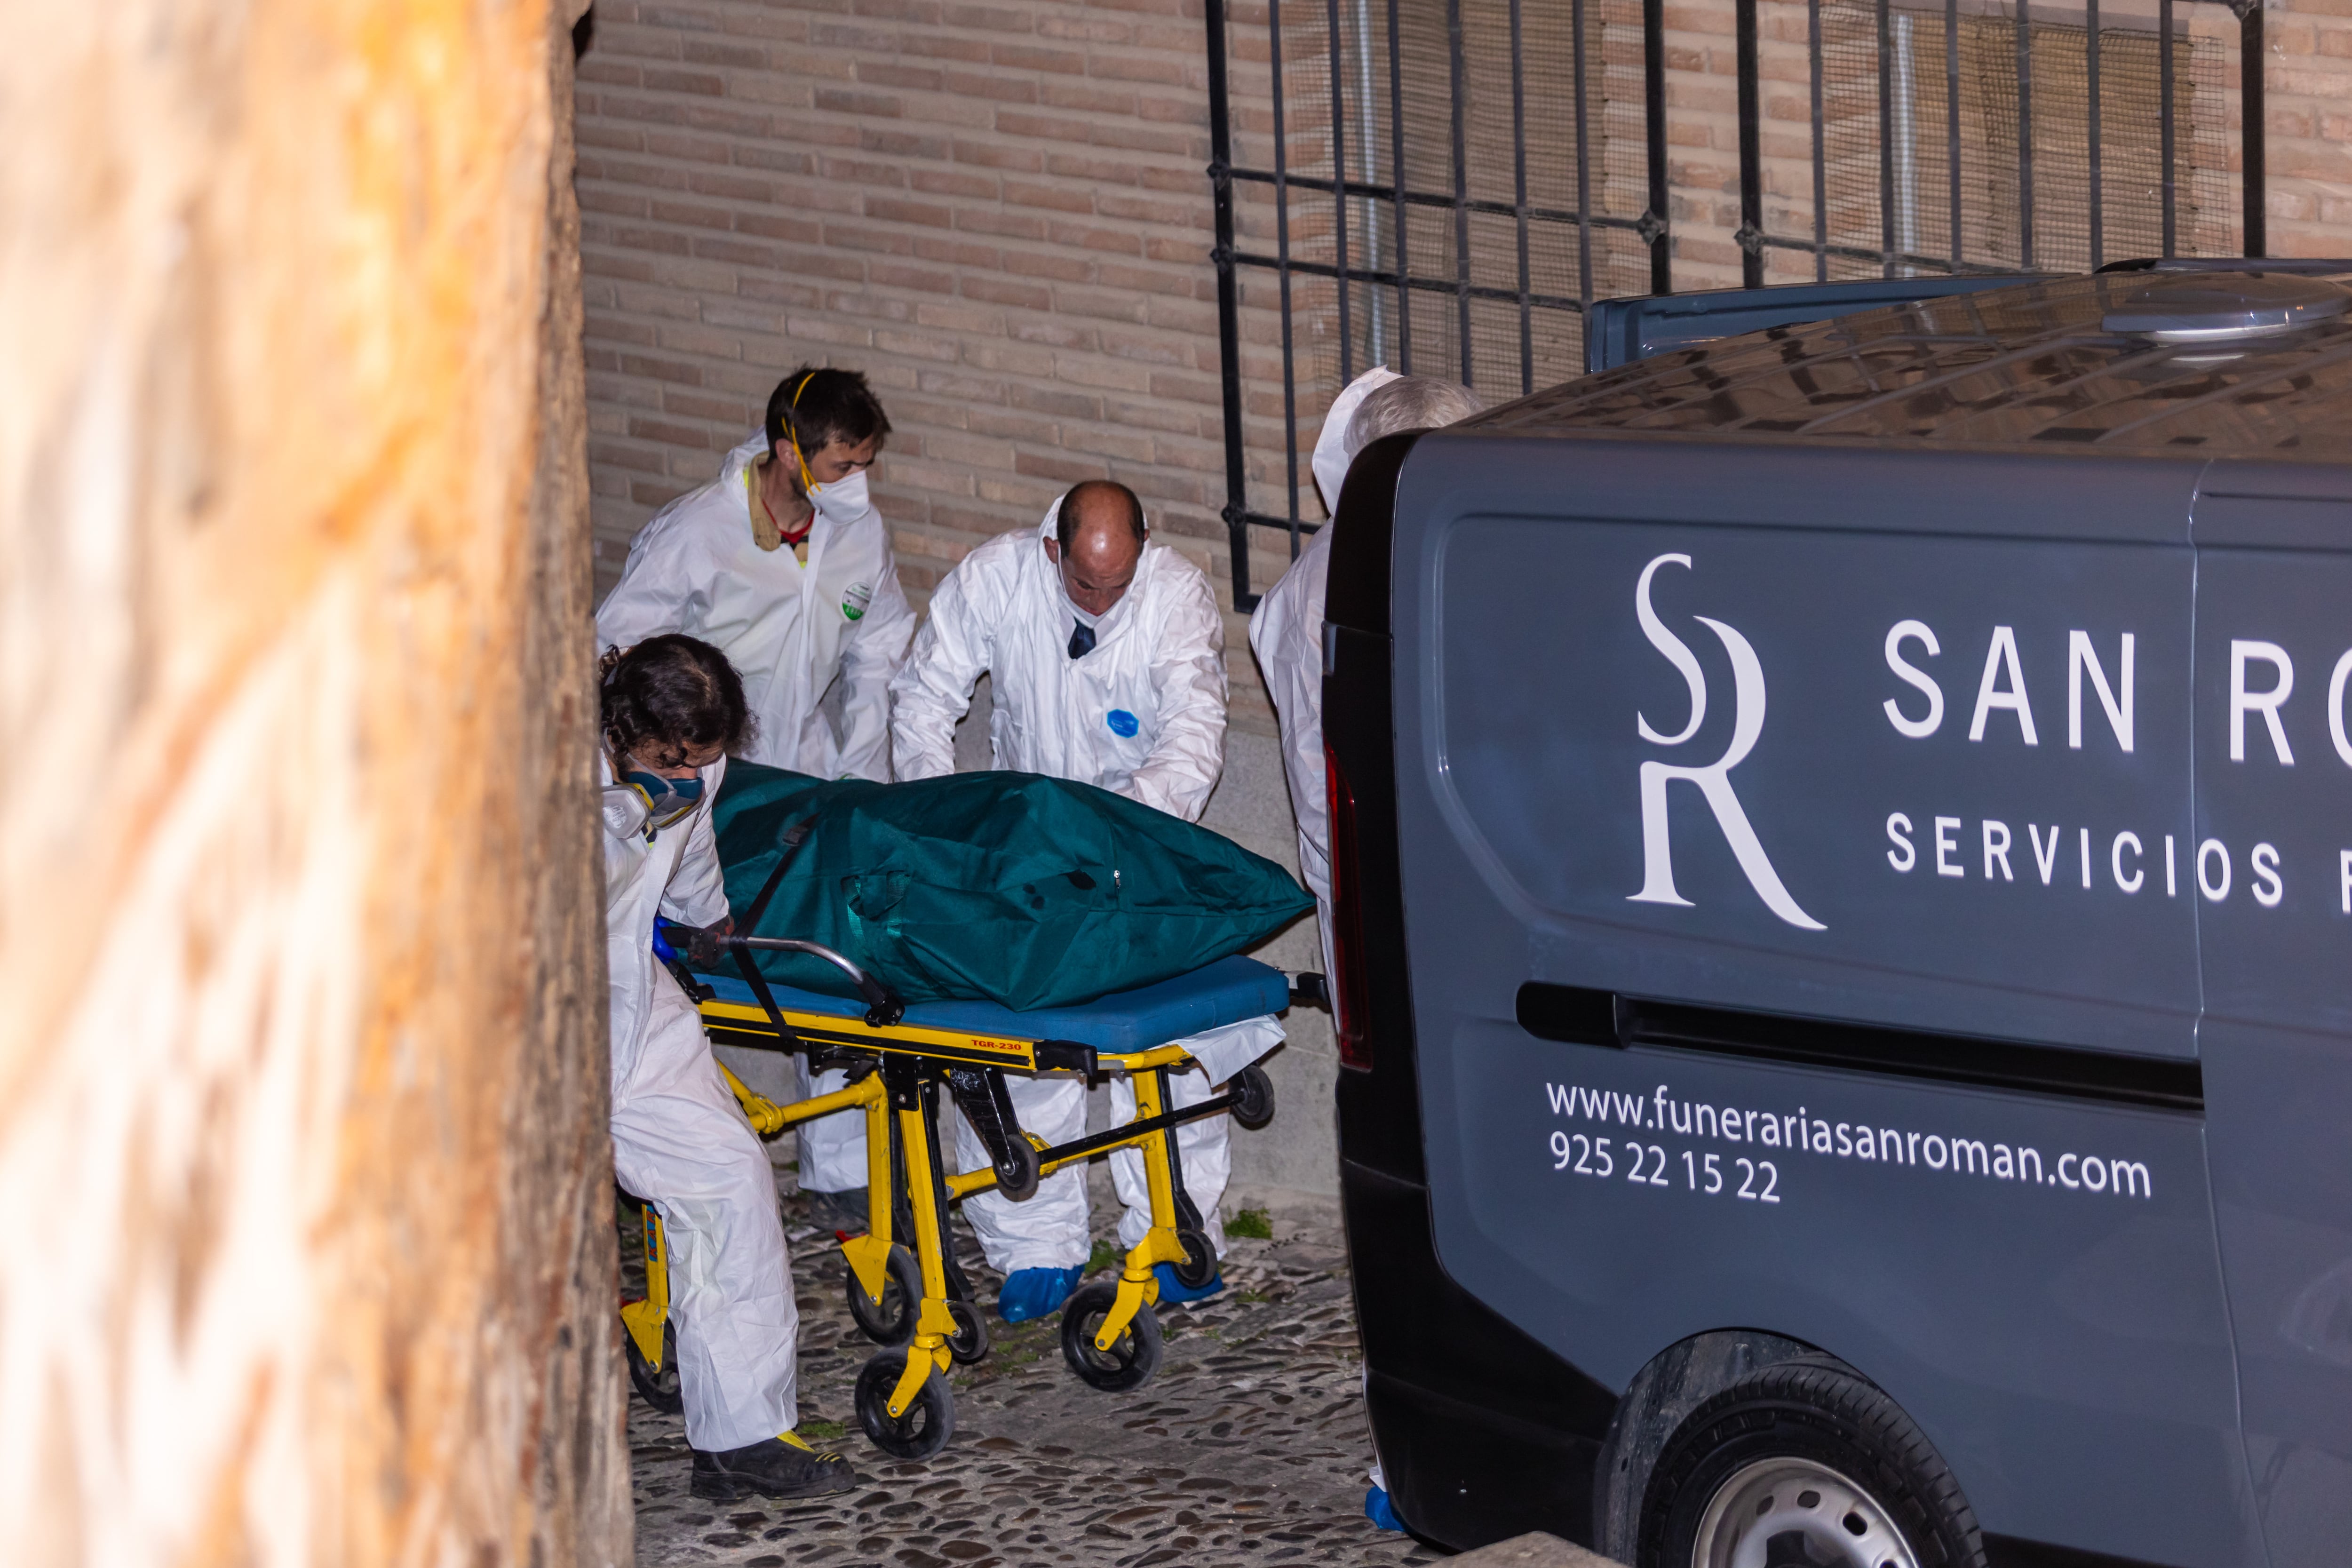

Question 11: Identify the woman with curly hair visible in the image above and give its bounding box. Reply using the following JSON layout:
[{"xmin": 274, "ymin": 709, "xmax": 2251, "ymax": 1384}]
[{"xmin": 600, "ymin": 634, "xmax": 855, "ymax": 1500}]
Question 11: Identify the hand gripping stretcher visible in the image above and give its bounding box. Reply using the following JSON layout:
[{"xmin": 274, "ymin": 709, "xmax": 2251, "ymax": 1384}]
[{"xmin": 619, "ymin": 933, "xmax": 1283, "ymax": 1461}]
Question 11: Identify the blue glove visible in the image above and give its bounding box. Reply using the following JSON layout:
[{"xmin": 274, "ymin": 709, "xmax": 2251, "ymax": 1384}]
[
  {"xmin": 996, "ymin": 1266, "xmax": 1084, "ymax": 1323},
  {"xmin": 1364, "ymin": 1484, "xmax": 1405, "ymax": 1533}
]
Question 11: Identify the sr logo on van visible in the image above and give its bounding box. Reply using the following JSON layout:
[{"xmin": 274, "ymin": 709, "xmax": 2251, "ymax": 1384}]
[{"xmin": 1627, "ymin": 553, "xmax": 1824, "ymax": 931}]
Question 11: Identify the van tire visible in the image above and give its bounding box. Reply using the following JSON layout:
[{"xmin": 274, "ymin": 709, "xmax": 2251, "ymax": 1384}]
[{"xmin": 1635, "ymin": 1358, "xmax": 1987, "ymax": 1568}]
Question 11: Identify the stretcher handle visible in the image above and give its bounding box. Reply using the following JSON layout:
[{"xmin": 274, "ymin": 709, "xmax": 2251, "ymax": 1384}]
[{"xmin": 728, "ymin": 935, "xmax": 906, "ymax": 1028}]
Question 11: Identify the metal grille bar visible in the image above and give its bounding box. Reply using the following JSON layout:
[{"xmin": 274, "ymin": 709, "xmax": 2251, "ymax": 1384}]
[
  {"xmin": 1204, "ymin": 0, "xmax": 2269, "ymax": 608},
  {"xmin": 1737, "ymin": 0, "xmax": 1764, "ymax": 287}
]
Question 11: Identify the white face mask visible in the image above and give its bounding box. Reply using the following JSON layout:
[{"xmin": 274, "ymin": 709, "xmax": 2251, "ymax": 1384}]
[{"xmin": 809, "ymin": 469, "xmax": 870, "ymax": 522}]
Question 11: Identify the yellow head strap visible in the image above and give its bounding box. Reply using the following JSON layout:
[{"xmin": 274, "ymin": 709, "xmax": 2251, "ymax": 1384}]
[{"xmin": 785, "ymin": 371, "xmax": 818, "ymax": 493}]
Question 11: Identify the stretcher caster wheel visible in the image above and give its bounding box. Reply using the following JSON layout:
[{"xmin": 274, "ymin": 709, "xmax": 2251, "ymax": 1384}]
[
  {"xmin": 945, "ymin": 1297, "xmax": 991, "ymax": 1365},
  {"xmin": 846, "ymin": 1243, "xmax": 922, "ymax": 1348},
  {"xmin": 1059, "ymin": 1281, "xmax": 1163, "ymax": 1393},
  {"xmin": 1172, "ymin": 1228, "xmax": 1218, "ymax": 1289},
  {"xmin": 856, "ymin": 1351, "xmax": 955, "ymax": 1460},
  {"xmin": 1230, "ymin": 1063, "xmax": 1275, "ymax": 1130},
  {"xmin": 995, "ymin": 1135, "xmax": 1042, "ymax": 1202},
  {"xmin": 625, "ymin": 1321, "xmax": 684, "ymax": 1415}
]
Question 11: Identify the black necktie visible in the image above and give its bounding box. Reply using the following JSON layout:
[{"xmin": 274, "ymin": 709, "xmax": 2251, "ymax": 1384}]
[{"xmin": 1069, "ymin": 621, "xmax": 1096, "ymax": 660}]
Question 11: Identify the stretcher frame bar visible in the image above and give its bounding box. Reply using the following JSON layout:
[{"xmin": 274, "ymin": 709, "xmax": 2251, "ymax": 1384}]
[
  {"xmin": 699, "ymin": 995, "xmax": 1097, "ymax": 1075},
  {"xmin": 699, "ymin": 1000, "xmax": 1241, "ymax": 1199},
  {"xmin": 947, "ymin": 1081, "xmax": 1255, "ymax": 1200},
  {"xmin": 699, "ymin": 995, "xmax": 1200, "ymax": 1078}
]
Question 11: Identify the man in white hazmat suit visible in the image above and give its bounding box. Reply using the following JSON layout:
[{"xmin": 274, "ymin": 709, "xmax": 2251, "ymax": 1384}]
[
  {"xmin": 1247, "ymin": 369, "xmax": 1479, "ymax": 1538},
  {"xmin": 600, "ymin": 634, "xmax": 858, "ymax": 1500},
  {"xmin": 598, "ymin": 366, "xmax": 917, "ymax": 1234},
  {"xmin": 890, "ymin": 479, "xmax": 1284, "ymax": 1322},
  {"xmin": 1248, "ymin": 369, "xmax": 1483, "ymax": 980}
]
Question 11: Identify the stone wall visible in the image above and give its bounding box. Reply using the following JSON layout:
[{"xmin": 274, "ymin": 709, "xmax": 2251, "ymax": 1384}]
[
  {"xmin": 2266, "ymin": 0, "xmax": 2352, "ymax": 252},
  {"xmin": 0, "ymin": 1, "xmax": 628, "ymax": 1562}
]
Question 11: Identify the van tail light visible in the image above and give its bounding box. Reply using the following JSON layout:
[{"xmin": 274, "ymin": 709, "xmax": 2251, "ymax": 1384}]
[{"xmin": 1325, "ymin": 741, "xmax": 1374, "ymax": 1070}]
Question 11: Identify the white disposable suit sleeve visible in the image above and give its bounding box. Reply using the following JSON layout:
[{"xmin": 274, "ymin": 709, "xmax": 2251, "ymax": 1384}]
[
  {"xmin": 833, "ymin": 547, "xmax": 916, "ymax": 781},
  {"xmin": 658, "ymin": 759, "xmax": 732, "ymax": 930},
  {"xmin": 1121, "ymin": 566, "xmax": 1228, "ymax": 824},
  {"xmin": 889, "ymin": 560, "xmax": 998, "ymax": 782}
]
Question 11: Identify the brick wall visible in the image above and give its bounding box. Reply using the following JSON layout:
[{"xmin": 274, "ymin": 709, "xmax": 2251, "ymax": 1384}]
[
  {"xmin": 2266, "ymin": 0, "xmax": 2352, "ymax": 253},
  {"xmin": 1661, "ymin": 0, "xmax": 2352, "ymax": 289},
  {"xmin": 573, "ymin": 0, "xmax": 2352, "ymax": 731},
  {"xmin": 573, "ymin": 0, "xmax": 1304, "ymax": 731}
]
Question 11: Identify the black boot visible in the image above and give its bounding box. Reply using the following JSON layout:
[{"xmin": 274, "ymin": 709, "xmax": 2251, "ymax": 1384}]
[
  {"xmin": 806, "ymin": 1187, "xmax": 868, "ymax": 1235},
  {"xmin": 690, "ymin": 1435, "xmax": 862, "ymax": 1501}
]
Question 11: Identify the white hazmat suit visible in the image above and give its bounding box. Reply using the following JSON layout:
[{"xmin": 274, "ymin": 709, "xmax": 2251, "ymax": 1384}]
[
  {"xmin": 1248, "ymin": 367, "xmax": 1397, "ymax": 980},
  {"xmin": 604, "ymin": 750, "xmax": 801, "ymax": 1452},
  {"xmin": 891, "ymin": 500, "xmax": 1228, "ymax": 813},
  {"xmin": 597, "ymin": 431, "xmax": 915, "ymax": 781},
  {"xmin": 890, "ymin": 499, "xmax": 1277, "ymax": 1272},
  {"xmin": 598, "ymin": 430, "xmax": 917, "ymax": 1199}
]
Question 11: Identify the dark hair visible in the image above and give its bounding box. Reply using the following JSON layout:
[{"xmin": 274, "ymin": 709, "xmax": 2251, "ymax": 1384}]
[
  {"xmin": 599, "ymin": 635, "xmax": 754, "ymax": 768},
  {"xmin": 1056, "ymin": 479, "xmax": 1147, "ymax": 551},
  {"xmin": 764, "ymin": 366, "xmax": 891, "ymax": 470}
]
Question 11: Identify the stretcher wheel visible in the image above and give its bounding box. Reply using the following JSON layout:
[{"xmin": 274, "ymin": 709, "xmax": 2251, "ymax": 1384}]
[
  {"xmin": 1059, "ymin": 1281, "xmax": 1162, "ymax": 1393},
  {"xmin": 945, "ymin": 1297, "xmax": 991, "ymax": 1365},
  {"xmin": 846, "ymin": 1243, "xmax": 922, "ymax": 1348},
  {"xmin": 995, "ymin": 1135, "xmax": 1042, "ymax": 1202},
  {"xmin": 1230, "ymin": 1063, "xmax": 1275, "ymax": 1130},
  {"xmin": 855, "ymin": 1351, "xmax": 955, "ymax": 1460},
  {"xmin": 625, "ymin": 1320, "xmax": 684, "ymax": 1415},
  {"xmin": 1172, "ymin": 1228, "xmax": 1218, "ymax": 1289}
]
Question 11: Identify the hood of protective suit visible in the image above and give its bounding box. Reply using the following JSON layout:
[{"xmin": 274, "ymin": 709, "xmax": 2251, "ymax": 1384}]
[
  {"xmin": 712, "ymin": 428, "xmax": 770, "ymax": 509},
  {"xmin": 1310, "ymin": 366, "xmax": 1402, "ymax": 516}
]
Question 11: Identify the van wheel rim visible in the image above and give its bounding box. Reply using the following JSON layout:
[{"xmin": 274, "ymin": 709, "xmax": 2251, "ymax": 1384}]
[{"xmin": 1690, "ymin": 1457, "xmax": 1920, "ymax": 1568}]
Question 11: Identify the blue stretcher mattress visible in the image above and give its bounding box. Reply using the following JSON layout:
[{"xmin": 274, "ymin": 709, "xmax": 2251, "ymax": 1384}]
[{"xmin": 690, "ymin": 954, "xmax": 1290, "ymax": 1056}]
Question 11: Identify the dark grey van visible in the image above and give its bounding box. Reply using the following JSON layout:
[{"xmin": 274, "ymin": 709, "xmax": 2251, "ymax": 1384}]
[{"xmin": 1324, "ymin": 267, "xmax": 2352, "ymax": 1568}]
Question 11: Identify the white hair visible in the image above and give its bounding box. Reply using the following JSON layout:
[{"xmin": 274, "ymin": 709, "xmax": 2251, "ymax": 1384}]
[{"xmin": 1345, "ymin": 376, "xmax": 1484, "ymax": 460}]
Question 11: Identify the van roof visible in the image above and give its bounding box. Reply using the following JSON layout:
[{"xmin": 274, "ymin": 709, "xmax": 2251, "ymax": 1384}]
[{"xmin": 1471, "ymin": 270, "xmax": 2352, "ymax": 458}]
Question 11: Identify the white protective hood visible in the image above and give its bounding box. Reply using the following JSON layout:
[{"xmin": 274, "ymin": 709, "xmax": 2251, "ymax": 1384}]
[
  {"xmin": 1249, "ymin": 365, "xmax": 1400, "ymax": 980},
  {"xmin": 1309, "ymin": 365, "xmax": 1400, "ymax": 516}
]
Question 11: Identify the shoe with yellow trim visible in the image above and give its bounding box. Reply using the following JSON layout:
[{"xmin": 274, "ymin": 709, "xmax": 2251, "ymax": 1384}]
[{"xmin": 689, "ymin": 1431, "xmax": 862, "ymax": 1500}]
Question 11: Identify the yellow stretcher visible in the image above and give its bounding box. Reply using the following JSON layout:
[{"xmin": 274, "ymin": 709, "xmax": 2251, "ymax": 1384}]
[{"xmin": 619, "ymin": 935, "xmax": 1281, "ymax": 1460}]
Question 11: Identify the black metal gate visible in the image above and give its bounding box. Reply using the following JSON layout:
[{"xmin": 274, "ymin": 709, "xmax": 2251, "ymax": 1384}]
[{"xmin": 1206, "ymin": 0, "xmax": 2269, "ymax": 606}]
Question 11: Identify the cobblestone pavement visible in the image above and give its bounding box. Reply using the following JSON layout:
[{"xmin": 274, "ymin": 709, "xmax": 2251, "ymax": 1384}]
[{"xmin": 626, "ymin": 1180, "xmax": 1444, "ymax": 1567}]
